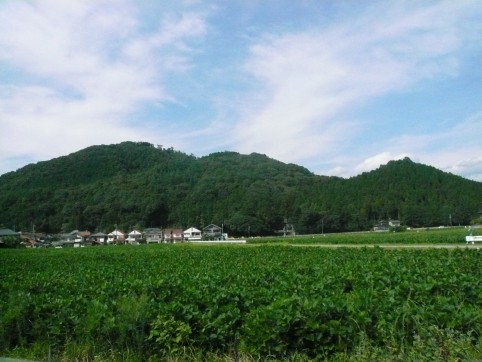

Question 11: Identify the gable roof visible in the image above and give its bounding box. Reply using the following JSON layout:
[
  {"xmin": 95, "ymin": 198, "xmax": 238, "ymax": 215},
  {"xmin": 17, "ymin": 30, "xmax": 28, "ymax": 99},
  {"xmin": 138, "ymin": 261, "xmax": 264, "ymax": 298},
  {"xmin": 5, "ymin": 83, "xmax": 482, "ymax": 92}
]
[
  {"xmin": 144, "ymin": 228, "xmax": 162, "ymax": 235},
  {"xmin": 184, "ymin": 227, "xmax": 201, "ymax": 233},
  {"xmin": 203, "ymin": 224, "xmax": 222, "ymax": 232},
  {"xmin": 108, "ymin": 229, "xmax": 124, "ymax": 236},
  {"xmin": 0, "ymin": 228, "xmax": 19, "ymax": 237},
  {"xmin": 91, "ymin": 232, "xmax": 107, "ymax": 237},
  {"xmin": 164, "ymin": 228, "xmax": 183, "ymax": 233}
]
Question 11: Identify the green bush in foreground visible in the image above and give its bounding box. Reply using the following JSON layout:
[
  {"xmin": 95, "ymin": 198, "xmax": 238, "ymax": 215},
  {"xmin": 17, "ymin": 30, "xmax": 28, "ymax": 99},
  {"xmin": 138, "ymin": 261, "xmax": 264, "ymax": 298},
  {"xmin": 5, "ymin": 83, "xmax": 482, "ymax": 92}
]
[{"xmin": 0, "ymin": 245, "xmax": 481, "ymax": 361}]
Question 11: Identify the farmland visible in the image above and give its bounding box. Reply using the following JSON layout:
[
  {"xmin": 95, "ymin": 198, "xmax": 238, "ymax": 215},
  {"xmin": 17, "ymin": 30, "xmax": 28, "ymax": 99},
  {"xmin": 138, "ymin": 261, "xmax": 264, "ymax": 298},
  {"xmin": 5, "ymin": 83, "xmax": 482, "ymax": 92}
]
[
  {"xmin": 1, "ymin": 238, "xmax": 481, "ymax": 361},
  {"xmin": 253, "ymin": 227, "xmax": 476, "ymax": 245}
]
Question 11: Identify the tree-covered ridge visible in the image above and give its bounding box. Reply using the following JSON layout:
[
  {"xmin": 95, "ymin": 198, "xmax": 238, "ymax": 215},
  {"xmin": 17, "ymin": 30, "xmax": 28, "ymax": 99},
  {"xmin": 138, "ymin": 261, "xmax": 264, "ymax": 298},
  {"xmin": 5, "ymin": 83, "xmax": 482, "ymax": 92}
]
[
  {"xmin": 336, "ymin": 158, "xmax": 481, "ymax": 228},
  {"xmin": 0, "ymin": 142, "xmax": 480, "ymax": 235}
]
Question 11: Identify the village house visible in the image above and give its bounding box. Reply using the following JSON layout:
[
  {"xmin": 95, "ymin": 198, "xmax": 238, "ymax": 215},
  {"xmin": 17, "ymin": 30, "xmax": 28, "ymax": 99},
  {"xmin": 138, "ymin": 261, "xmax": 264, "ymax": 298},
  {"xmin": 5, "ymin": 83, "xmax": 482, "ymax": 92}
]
[
  {"xmin": 127, "ymin": 230, "xmax": 143, "ymax": 244},
  {"xmin": 389, "ymin": 219, "xmax": 401, "ymax": 227},
  {"xmin": 373, "ymin": 220, "xmax": 389, "ymax": 231},
  {"xmin": 183, "ymin": 227, "xmax": 202, "ymax": 241},
  {"xmin": 203, "ymin": 224, "xmax": 225, "ymax": 240},
  {"xmin": 90, "ymin": 232, "xmax": 108, "ymax": 245},
  {"xmin": 78, "ymin": 230, "xmax": 91, "ymax": 241},
  {"xmin": 108, "ymin": 229, "xmax": 125, "ymax": 244},
  {"xmin": 144, "ymin": 228, "xmax": 163, "ymax": 244},
  {"xmin": 0, "ymin": 228, "xmax": 20, "ymax": 247},
  {"xmin": 374, "ymin": 219, "xmax": 401, "ymax": 231},
  {"xmin": 59, "ymin": 230, "xmax": 90, "ymax": 247},
  {"xmin": 164, "ymin": 228, "xmax": 183, "ymax": 243},
  {"xmin": 20, "ymin": 234, "xmax": 37, "ymax": 248}
]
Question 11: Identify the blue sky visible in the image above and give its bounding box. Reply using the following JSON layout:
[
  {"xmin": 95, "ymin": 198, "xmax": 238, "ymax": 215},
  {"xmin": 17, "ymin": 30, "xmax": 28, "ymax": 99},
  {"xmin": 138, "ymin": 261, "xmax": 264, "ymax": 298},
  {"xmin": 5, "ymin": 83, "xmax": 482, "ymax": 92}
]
[{"xmin": 1, "ymin": 0, "xmax": 481, "ymax": 180}]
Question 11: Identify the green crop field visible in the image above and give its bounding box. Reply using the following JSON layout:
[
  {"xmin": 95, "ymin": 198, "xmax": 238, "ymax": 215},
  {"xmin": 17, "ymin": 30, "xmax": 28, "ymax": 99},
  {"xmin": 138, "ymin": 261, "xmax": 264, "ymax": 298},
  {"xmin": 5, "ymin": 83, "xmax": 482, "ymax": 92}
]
[
  {"xmin": 1, "ymin": 244, "xmax": 481, "ymax": 361},
  {"xmin": 250, "ymin": 227, "xmax": 477, "ymax": 245}
]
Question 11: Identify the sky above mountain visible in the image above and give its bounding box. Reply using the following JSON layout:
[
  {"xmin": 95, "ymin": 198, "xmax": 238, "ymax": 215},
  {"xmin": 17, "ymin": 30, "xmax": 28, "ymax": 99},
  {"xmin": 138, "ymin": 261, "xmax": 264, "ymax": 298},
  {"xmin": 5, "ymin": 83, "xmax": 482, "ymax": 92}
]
[{"xmin": 1, "ymin": 0, "xmax": 481, "ymax": 180}]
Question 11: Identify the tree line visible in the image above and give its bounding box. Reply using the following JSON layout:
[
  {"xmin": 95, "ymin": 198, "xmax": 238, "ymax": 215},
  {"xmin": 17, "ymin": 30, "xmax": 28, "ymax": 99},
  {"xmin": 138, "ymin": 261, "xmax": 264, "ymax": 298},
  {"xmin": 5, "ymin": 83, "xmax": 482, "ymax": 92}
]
[{"xmin": 0, "ymin": 142, "xmax": 480, "ymax": 236}]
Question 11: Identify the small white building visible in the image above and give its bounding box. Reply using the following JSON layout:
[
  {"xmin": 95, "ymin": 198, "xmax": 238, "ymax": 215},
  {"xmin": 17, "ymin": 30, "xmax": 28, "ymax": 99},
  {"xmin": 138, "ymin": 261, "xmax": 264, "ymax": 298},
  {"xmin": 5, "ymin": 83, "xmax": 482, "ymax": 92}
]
[
  {"xmin": 108, "ymin": 229, "xmax": 125, "ymax": 243},
  {"xmin": 127, "ymin": 230, "xmax": 142, "ymax": 244},
  {"xmin": 183, "ymin": 227, "xmax": 202, "ymax": 241},
  {"xmin": 388, "ymin": 219, "xmax": 401, "ymax": 227}
]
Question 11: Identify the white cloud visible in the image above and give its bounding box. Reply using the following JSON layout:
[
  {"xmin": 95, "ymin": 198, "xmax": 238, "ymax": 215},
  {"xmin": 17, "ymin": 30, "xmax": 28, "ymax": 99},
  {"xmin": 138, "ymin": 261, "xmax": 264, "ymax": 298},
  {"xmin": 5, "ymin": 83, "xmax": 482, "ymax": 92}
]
[
  {"xmin": 0, "ymin": 84, "xmax": 144, "ymax": 161},
  {"xmin": 0, "ymin": 0, "xmax": 206, "ymax": 174},
  {"xmin": 231, "ymin": 1, "xmax": 482, "ymax": 176},
  {"xmin": 344, "ymin": 111, "xmax": 482, "ymax": 180},
  {"xmin": 444, "ymin": 157, "xmax": 482, "ymax": 181},
  {"xmin": 397, "ymin": 112, "xmax": 482, "ymax": 179},
  {"xmin": 1, "ymin": 0, "xmax": 481, "ymax": 183},
  {"xmin": 355, "ymin": 152, "xmax": 410, "ymax": 174}
]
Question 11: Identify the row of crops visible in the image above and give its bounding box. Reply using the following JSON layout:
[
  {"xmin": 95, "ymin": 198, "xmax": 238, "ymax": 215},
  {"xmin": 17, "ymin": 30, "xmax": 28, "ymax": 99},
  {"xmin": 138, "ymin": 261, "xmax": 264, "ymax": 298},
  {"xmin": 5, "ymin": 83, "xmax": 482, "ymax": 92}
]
[
  {"xmin": 253, "ymin": 227, "xmax": 475, "ymax": 244},
  {"xmin": 1, "ymin": 244, "xmax": 481, "ymax": 361}
]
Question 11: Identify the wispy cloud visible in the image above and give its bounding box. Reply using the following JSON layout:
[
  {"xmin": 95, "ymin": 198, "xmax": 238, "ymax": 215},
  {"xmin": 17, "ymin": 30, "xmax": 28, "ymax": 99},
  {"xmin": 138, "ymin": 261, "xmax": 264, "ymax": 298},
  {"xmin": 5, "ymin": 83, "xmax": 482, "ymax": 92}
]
[
  {"xmin": 0, "ymin": 0, "xmax": 206, "ymax": 173},
  {"xmin": 355, "ymin": 152, "xmax": 410, "ymax": 175},
  {"xmin": 0, "ymin": 1, "xmax": 481, "ymax": 182},
  {"xmin": 348, "ymin": 111, "xmax": 482, "ymax": 180},
  {"xmin": 231, "ymin": 1, "xmax": 482, "ymax": 177}
]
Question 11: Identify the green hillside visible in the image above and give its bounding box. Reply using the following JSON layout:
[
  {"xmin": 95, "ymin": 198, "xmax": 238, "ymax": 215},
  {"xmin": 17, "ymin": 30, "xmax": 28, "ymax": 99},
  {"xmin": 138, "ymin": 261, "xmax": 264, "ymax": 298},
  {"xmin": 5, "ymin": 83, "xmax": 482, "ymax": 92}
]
[{"xmin": 0, "ymin": 142, "xmax": 480, "ymax": 235}]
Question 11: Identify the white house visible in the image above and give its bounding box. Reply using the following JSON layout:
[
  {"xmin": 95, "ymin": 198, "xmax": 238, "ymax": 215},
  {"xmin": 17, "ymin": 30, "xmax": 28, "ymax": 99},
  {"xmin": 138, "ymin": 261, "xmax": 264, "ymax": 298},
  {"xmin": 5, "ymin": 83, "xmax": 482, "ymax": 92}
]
[
  {"xmin": 183, "ymin": 227, "xmax": 202, "ymax": 241},
  {"xmin": 127, "ymin": 230, "xmax": 142, "ymax": 244},
  {"xmin": 108, "ymin": 229, "xmax": 125, "ymax": 243},
  {"xmin": 388, "ymin": 219, "xmax": 401, "ymax": 227}
]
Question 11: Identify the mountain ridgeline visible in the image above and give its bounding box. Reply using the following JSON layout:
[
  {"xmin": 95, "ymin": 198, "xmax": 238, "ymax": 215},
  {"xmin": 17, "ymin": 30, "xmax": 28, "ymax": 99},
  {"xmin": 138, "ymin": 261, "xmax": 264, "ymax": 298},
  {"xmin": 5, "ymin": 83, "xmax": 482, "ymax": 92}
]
[{"xmin": 1, "ymin": 142, "xmax": 480, "ymax": 235}]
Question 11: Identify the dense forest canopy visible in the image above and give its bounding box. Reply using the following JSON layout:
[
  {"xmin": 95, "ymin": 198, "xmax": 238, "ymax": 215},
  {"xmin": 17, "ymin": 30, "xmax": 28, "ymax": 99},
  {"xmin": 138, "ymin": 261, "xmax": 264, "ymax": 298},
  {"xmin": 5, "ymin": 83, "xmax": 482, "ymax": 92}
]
[{"xmin": 0, "ymin": 142, "xmax": 481, "ymax": 235}]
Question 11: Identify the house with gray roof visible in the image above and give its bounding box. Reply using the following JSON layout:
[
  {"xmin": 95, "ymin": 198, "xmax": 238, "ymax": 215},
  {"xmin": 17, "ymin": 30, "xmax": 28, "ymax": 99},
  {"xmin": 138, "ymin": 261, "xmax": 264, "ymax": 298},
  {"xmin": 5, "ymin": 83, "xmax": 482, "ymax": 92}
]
[
  {"xmin": 0, "ymin": 228, "xmax": 20, "ymax": 247},
  {"xmin": 144, "ymin": 228, "xmax": 163, "ymax": 243}
]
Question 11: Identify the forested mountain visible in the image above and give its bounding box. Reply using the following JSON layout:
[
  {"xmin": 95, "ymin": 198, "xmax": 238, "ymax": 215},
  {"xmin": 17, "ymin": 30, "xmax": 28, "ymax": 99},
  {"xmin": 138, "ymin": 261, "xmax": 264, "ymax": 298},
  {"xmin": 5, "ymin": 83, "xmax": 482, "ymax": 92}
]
[{"xmin": 0, "ymin": 142, "xmax": 480, "ymax": 235}]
